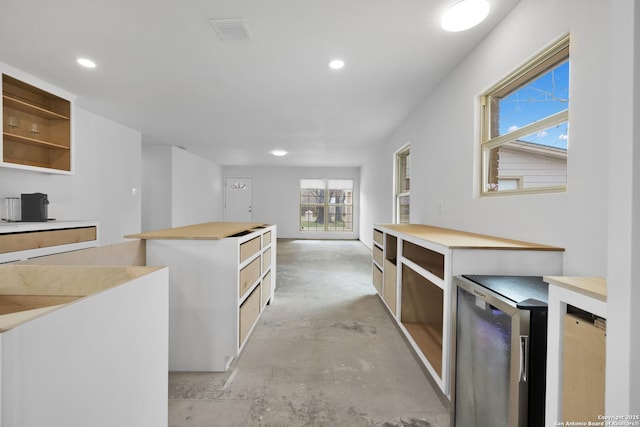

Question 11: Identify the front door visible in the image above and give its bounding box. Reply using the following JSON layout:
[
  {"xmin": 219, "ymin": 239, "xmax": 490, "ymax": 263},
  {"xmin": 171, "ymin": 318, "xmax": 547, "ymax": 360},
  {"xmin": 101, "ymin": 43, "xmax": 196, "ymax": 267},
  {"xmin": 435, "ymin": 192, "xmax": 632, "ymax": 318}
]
[{"xmin": 224, "ymin": 178, "xmax": 253, "ymax": 222}]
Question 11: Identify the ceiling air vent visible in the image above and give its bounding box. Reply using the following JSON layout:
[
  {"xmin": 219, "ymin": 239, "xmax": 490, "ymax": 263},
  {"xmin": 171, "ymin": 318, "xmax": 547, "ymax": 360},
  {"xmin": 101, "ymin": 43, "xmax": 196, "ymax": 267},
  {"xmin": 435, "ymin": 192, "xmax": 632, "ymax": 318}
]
[{"xmin": 209, "ymin": 18, "xmax": 253, "ymax": 42}]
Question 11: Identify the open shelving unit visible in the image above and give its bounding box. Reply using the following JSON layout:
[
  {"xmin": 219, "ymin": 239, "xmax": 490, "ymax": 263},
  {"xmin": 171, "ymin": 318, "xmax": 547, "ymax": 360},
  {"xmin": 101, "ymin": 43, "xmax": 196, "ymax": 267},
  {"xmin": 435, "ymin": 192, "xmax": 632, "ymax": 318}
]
[
  {"xmin": 1, "ymin": 68, "xmax": 74, "ymax": 174},
  {"xmin": 372, "ymin": 223, "xmax": 565, "ymax": 398}
]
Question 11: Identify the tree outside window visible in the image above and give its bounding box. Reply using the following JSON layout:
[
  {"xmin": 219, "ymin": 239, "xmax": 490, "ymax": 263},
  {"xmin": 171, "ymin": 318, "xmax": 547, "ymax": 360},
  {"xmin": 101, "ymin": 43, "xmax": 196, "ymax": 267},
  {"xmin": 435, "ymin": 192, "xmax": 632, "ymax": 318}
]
[{"xmin": 300, "ymin": 179, "xmax": 353, "ymax": 231}]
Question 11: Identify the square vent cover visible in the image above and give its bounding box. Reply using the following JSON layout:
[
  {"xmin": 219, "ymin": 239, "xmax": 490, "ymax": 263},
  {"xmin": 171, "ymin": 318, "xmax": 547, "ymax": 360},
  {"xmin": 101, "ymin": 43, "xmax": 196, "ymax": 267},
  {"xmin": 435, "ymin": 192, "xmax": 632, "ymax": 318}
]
[{"xmin": 209, "ymin": 18, "xmax": 253, "ymax": 42}]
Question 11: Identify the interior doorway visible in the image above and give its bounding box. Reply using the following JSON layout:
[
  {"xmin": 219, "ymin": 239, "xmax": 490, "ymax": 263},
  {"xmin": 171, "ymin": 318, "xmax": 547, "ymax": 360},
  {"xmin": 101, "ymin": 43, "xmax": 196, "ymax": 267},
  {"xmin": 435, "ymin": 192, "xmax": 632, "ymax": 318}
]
[{"xmin": 224, "ymin": 178, "xmax": 253, "ymax": 222}]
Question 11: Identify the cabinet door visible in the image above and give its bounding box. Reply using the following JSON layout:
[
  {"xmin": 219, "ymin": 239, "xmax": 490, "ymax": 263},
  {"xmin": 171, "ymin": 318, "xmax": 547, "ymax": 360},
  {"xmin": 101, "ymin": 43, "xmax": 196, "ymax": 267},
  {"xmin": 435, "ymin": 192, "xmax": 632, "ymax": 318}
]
[{"xmin": 562, "ymin": 313, "xmax": 605, "ymax": 422}]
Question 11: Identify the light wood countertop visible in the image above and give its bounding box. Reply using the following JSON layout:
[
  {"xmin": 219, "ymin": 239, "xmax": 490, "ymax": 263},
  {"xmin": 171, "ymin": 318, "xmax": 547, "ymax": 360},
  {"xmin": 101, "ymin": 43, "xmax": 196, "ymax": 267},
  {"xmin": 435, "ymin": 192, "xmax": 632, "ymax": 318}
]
[
  {"xmin": 0, "ymin": 265, "xmax": 163, "ymax": 331},
  {"xmin": 543, "ymin": 276, "xmax": 607, "ymax": 302},
  {"xmin": 376, "ymin": 223, "xmax": 564, "ymax": 250},
  {"xmin": 124, "ymin": 222, "xmax": 269, "ymax": 240}
]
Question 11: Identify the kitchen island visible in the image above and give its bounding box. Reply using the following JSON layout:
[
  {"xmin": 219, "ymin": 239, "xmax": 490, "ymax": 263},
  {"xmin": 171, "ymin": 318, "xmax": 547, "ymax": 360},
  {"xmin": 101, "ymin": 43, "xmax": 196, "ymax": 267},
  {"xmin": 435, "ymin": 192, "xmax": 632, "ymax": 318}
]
[{"xmin": 126, "ymin": 222, "xmax": 277, "ymax": 371}]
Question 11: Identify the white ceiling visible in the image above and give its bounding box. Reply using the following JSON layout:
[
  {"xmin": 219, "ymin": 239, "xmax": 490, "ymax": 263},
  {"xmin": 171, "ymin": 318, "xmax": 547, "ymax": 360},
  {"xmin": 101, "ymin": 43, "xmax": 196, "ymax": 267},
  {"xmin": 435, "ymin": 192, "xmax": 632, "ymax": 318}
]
[{"xmin": 0, "ymin": 0, "xmax": 519, "ymax": 167}]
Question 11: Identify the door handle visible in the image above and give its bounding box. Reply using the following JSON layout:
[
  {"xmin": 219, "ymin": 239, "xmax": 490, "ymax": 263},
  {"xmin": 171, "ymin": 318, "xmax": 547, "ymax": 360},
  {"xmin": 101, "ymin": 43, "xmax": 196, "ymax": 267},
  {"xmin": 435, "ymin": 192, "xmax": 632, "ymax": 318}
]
[{"xmin": 519, "ymin": 335, "xmax": 529, "ymax": 382}]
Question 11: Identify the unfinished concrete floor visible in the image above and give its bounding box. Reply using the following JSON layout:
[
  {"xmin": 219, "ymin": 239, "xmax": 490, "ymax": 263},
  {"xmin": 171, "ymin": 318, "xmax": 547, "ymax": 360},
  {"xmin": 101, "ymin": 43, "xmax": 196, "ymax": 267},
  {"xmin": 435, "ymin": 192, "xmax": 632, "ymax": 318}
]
[{"xmin": 169, "ymin": 239, "xmax": 451, "ymax": 427}]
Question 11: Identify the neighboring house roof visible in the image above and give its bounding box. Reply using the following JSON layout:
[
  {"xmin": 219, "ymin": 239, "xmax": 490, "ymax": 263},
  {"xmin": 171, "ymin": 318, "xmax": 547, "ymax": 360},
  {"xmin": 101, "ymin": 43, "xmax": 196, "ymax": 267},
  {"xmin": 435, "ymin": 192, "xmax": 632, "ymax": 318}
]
[{"xmin": 501, "ymin": 140, "xmax": 568, "ymax": 160}]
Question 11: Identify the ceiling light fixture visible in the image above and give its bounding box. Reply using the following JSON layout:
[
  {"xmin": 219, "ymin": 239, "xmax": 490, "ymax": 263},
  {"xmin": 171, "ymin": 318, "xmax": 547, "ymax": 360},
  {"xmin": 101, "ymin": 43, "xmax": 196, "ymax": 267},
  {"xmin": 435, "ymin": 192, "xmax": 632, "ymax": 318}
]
[
  {"xmin": 270, "ymin": 149, "xmax": 288, "ymax": 157},
  {"xmin": 328, "ymin": 59, "xmax": 345, "ymax": 70},
  {"xmin": 441, "ymin": 0, "xmax": 490, "ymax": 32},
  {"xmin": 76, "ymin": 58, "xmax": 96, "ymax": 68}
]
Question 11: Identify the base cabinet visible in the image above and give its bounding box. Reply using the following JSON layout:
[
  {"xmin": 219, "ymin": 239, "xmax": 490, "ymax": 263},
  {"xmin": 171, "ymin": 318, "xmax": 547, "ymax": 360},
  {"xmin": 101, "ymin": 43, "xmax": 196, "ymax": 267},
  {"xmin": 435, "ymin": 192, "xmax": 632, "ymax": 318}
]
[
  {"xmin": 372, "ymin": 224, "xmax": 564, "ymax": 398},
  {"xmin": 141, "ymin": 224, "xmax": 276, "ymax": 371},
  {"xmin": 544, "ymin": 276, "xmax": 607, "ymax": 426}
]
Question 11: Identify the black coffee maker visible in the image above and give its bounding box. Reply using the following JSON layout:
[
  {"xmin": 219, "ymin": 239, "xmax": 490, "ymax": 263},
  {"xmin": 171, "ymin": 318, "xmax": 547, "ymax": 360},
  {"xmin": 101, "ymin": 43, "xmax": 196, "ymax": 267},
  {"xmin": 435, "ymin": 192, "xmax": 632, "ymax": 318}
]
[{"xmin": 21, "ymin": 193, "xmax": 49, "ymax": 222}]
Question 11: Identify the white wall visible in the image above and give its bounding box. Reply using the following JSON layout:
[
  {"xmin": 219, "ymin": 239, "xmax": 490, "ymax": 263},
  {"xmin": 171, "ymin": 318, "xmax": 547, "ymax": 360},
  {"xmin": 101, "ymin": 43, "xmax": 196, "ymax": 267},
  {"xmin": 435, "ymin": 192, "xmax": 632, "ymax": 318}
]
[
  {"xmin": 359, "ymin": 0, "xmax": 639, "ymax": 415},
  {"xmin": 0, "ymin": 107, "xmax": 142, "ymax": 245},
  {"xmin": 223, "ymin": 165, "xmax": 360, "ymax": 239},
  {"xmin": 141, "ymin": 146, "xmax": 223, "ymax": 231},
  {"xmin": 605, "ymin": 0, "xmax": 640, "ymax": 415}
]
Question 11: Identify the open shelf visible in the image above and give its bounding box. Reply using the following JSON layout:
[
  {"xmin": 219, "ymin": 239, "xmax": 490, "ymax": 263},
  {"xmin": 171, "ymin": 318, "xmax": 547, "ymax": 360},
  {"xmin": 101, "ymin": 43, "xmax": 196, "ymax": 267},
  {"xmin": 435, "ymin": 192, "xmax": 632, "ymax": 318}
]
[
  {"xmin": 3, "ymin": 95, "xmax": 70, "ymax": 120},
  {"xmin": 403, "ymin": 240, "xmax": 445, "ymax": 280},
  {"xmin": 2, "ymin": 73, "xmax": 72, "ymax": 173},
  {"xmin": 3, "ymin": 131, "xmax": 70, "ymax": 150},
  {"xmin": 403, "ymin": 321, "xmax": 443, "ymax": 376},
  {"xmin": 401, "ymin": 263, "xmax": 444, "ymax": 378}
]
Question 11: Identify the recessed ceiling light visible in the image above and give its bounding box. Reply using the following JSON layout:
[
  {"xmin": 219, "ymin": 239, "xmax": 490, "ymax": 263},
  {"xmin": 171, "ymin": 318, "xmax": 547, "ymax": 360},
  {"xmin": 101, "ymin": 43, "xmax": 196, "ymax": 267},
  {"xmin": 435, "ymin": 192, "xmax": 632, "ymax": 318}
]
[
  {"xmin": 76, "ymin": 58, "xmax": 96, "ymax": 69},
  {"xmin": 270, "ymin": 149, "xmax": 288, "ymax": 157},
  {"xmin": 441, "ymin": 0, "xmax": 490, "ymax": 32},
  {"xmin": 328, "ymin": 59, "xmax": 345, "ymax": 70}
]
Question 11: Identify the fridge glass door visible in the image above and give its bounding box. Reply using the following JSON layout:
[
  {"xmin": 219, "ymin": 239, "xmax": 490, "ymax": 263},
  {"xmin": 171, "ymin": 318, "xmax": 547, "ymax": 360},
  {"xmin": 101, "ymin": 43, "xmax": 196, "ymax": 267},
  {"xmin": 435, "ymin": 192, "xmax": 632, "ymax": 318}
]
[{"xmin": 455, "ymin": 286, "xmax": 513, "ymax": 427}]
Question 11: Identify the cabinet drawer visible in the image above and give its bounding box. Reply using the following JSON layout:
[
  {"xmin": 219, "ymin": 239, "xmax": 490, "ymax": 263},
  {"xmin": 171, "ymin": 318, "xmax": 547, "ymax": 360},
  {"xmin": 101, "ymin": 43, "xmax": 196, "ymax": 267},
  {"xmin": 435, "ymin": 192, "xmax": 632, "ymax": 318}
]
[
  {"xmin": 0, "ymin": 227, "xmax": 96, "ymax": 254},
  {"xmin": 263, "ymin": 230, "xmax": 272, "ymax": 246},
  {"xmin": 262, "ymin": 270, "xmax": 272, "ymax": 308},
  {"xmin": 240, "ymin": 236, "xmax": 261, "ymax": 263},
  {"xmin": 239, "ymin": 257, "xmax": 261, "ymax": 298},
  {"xmin": 262, "ymin": 247, "xmax": 272, "ymax": 271},
  {"xmin": 372, "ymin": 264, "xmax": 383, "ymax": 294},
  {"xmin": 239, "ymin": 284, "xmax": 260, "ymax": 346},
  {"xmin": 373, "ymin": 245, "xmax": 383, "ymax": 266},
  {"xmin": 373, "ymin": 229, "xmax": 383, "ymax": 245}
]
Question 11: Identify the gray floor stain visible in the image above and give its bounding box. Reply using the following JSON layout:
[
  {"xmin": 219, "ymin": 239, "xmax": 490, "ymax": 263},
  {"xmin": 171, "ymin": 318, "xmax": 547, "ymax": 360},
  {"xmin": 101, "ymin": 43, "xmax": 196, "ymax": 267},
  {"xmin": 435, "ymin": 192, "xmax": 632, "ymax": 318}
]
[
  {"xmin": 383, "ymin": 419, "xmax": 432, "ymax": 427},
  {"xmin": 331, "ymin": 321, "xmax": 378, "ymax": 335}
]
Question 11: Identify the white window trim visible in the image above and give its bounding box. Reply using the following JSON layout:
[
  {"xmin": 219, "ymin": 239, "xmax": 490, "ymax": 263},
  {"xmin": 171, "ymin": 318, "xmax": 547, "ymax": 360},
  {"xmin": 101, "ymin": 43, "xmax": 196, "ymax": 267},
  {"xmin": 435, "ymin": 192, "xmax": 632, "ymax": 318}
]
[
  {"xmin": 480, "ymin": 34, "xmax": 570, "ymax": 197},
  {"xmin": 394, "ymin": 143, "xmax": 410, "ymax": 223}
]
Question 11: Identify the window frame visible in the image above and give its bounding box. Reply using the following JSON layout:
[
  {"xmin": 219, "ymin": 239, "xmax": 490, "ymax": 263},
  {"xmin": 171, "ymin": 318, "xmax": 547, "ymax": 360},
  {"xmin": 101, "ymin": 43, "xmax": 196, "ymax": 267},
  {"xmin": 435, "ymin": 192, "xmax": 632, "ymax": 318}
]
[
  {"xmin": 394, "ymin": 144, "xmax": 410, "ymax": 224},
  {"xmin": 480, "ymin": 35, "xmax": 570, "ymax": 197},
  {"xmin": 299, "ymin": 178, "xmax": 354, "ymax": 232}
]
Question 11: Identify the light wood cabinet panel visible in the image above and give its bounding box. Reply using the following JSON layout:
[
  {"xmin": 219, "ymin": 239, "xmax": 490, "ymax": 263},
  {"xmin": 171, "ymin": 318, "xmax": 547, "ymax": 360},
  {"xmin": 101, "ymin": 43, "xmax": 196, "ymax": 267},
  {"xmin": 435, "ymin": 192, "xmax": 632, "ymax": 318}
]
[
  {"xmin": 0, "ymin": 226, "xmax": 96, "ymax": 254},
  {"xmin": 562, "ymin": 313, "xmax": 606, "ymax": 423},
  {"xmin": 240, "ymin": 236, "xmax": 260, "ymax": 263},
  {"xmin": 383, "ymin": 259, "xmax": 397, "ymax": 316}
]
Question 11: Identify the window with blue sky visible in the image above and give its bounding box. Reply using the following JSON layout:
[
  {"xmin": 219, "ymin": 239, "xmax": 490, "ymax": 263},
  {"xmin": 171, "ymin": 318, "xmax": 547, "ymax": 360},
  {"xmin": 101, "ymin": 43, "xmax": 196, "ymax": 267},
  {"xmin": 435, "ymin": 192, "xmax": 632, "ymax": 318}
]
[{"xmin": 481, "ymin": 35, "xmax": 570, "ymax": 195}]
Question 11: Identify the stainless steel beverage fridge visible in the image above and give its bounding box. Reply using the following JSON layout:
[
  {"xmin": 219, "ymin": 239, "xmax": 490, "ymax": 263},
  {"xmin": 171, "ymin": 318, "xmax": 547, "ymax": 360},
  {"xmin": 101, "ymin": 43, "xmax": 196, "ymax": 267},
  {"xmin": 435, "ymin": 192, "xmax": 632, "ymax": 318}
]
[{"xmin": 452, "ymin": 275, "xmax": 549, "ymax": 427}]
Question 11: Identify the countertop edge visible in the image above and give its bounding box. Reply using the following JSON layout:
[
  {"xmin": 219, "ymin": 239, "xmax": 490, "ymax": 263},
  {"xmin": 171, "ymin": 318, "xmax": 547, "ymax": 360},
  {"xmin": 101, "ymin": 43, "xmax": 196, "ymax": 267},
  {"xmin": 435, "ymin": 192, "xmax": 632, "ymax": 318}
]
[
  {"xmin": 543, "ymin": 276, "xmax": 607, "ymax": 302},
  {"xmin": 375, "ymin": 223, "xmax": 565, "ymax": 251}
]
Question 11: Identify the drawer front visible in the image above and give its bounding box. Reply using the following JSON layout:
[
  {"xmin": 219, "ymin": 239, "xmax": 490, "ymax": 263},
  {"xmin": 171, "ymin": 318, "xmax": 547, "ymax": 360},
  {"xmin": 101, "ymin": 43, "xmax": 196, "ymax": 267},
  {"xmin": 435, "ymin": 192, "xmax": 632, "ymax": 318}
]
[
  {"xmin": 373, "ymin": 229, "xmax": 383, "ymax": 245},
  {"xmin": 0, "ymin": 226, "xmax": 97, "ymax": 254},
  {"xmin": 373, "ymin": 245, "xmax": 383, "ymax": 266},
  {"xmin": 239, "ymin": 257, "xmax": 261, "ymax": 298},
  {"xmin": 239, "ymin": 284, "xmax": 261, "ymax": 346},
  {"xmin": 372, "ymin": 264, "xmax": 383, "ymax": 294},
  {"xmin": 263, "ymin": 230, "xmax": 272, "ymax": 246},
  {"xmin": 262, "ymin": 247, "xmax": 272, "ymax": 271},
  {"xmin": 261, "ymin": 270, "xmax": 272, "ymax": 308},
  {"xmin": 239, "ymin": 236, "xmax": 261, "ymax": 263}
]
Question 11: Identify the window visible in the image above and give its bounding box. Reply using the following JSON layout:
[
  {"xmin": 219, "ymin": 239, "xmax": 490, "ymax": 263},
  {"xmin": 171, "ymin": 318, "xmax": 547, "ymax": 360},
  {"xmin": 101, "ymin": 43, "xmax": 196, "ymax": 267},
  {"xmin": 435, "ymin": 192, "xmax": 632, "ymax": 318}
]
[
  {"xmin": 299, "ymin": 179, "xmax": 353, "ymax": 232},
  {"xmin": 395, "ymin": 146, "xmax": 410, "ymax": 223},
  {"xmin": 480, "ymin": 35, "xmax": 570, "ymax": 195}
]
